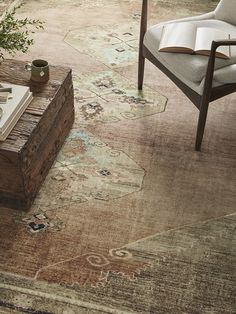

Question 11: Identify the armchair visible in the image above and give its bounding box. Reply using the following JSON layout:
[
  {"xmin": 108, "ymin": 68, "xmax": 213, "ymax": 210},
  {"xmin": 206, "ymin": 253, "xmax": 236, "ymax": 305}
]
[{"xmin": 138, "ymin": 0, "xmax": 236, "ymax": 151}]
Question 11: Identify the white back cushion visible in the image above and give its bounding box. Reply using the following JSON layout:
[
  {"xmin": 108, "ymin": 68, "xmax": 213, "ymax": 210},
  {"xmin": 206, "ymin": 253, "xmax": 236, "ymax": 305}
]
[{"xmin": 215, "ymin": 0, "xmax": 236, "ymax": 25}]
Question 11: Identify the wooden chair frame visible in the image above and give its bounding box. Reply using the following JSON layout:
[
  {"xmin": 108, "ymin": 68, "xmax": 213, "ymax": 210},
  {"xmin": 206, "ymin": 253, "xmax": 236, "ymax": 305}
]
[{"xmin": 138, "ymin": 0, "xmax": 236, "ymax": 151}]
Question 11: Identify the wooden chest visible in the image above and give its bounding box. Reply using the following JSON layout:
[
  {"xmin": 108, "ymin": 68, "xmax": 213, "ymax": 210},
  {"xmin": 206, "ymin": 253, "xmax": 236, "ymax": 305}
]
[{"xmin": 0, "ymin": 59, "xmax": 74, "ymax": 210}]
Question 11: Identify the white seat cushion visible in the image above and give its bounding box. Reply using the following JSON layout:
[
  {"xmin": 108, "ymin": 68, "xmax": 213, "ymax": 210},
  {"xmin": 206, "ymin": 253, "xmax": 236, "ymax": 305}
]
[
  {"xmin": 214, "ymin": 64, "xmax": 236, "ymax": 84},
  {"xmin": 144, "ymin": 18, "xmax": 236, "ymax": 95},
  {"xmin": 215, "ymin": 0, "xmax": 236, "ymax": 26}
]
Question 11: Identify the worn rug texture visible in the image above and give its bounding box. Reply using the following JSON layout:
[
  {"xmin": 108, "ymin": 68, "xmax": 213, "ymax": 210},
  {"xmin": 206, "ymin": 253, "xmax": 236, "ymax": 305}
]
[{"xmin": 0, "ymin": 0, "xmax": 235, "ymax": 313}]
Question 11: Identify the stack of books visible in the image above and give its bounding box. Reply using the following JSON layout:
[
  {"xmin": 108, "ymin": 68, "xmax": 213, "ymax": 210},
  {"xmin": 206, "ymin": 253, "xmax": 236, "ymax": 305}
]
[{"xmin": 0, "ymin": 83, "xmax": 33, "ymax": 141}]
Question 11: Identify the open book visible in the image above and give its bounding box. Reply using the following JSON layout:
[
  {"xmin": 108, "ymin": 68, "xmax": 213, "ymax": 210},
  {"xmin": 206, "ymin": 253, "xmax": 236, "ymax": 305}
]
[{"xmin": 159, "ymin": 22, "xmax": 231, "ymax": 59}]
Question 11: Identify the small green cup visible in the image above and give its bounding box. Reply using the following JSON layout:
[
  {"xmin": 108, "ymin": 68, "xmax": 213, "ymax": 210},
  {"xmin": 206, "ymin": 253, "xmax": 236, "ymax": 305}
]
[{"xmin": 25, "ymin": 59, "xmax": 49, "ymax": 83}]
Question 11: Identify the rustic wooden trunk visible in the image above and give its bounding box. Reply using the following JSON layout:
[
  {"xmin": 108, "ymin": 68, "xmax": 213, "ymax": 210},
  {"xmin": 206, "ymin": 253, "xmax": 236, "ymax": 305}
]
[{"xmin": 0, "ymin": 59, "xmax": 75, "ymax": 210}]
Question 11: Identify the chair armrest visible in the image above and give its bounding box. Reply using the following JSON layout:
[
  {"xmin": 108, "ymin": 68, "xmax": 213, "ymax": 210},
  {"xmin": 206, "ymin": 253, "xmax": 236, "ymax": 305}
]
[
  {"xmin": 212, "ymin": 39, "xmax": 236, "ymax": 48},
  {"xmin": 202, "ymin": 39, "xmax": 236, "ymax": 102}
]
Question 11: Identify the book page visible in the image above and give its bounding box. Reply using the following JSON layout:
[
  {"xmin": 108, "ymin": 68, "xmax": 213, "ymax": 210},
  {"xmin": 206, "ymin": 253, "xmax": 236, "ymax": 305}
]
[
  {"xmin": 195, "ymin": 27, "xmax": 230, "ymax": 58},
  {"xmin": 159, "ymin": 22, "xmax": 196, "ymax": 52}
]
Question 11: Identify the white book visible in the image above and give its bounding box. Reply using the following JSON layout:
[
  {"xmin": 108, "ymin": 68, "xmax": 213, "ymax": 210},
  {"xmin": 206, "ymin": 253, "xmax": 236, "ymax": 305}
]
[
  {"xmin": 0, "ymin": 83, "xmax": 33, "ymax": 140},
  {"xmin": 0, "ymin": 93, "xmax": 33, "ymax": 141},
  {"xmin": 159, "ymin": 22, "xmax": 231, "ymax": 59}
]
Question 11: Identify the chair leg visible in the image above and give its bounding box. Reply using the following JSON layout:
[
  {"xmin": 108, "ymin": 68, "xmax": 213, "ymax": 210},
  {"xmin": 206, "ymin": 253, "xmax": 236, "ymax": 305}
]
[
  {"xmin": 195, "ymin": 99, "xmax": 210, "ymax": 151},
  {"xmin": 138, "ymin": 51, "xmax": 145, "ymax": 90}
]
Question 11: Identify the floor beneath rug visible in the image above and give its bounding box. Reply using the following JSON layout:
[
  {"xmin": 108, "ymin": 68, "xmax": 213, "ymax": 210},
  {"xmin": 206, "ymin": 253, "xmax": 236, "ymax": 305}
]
[{"xmin": 0, "ymin": 1, "xmax": 235, "ymax": 313}]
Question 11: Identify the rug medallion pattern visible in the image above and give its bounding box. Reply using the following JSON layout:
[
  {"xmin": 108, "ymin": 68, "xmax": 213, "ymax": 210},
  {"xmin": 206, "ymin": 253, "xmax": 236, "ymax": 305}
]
[
  {"xmin": 65, "ymin": 23, "xmax": 139, "ymax": 68},
  {"xmin": 34, "ymin": 129, "xmax": 146, "ymax": 208},
  {"xmin": 73, "ymin": 70, "xmax": 167, "ymax": 126}
]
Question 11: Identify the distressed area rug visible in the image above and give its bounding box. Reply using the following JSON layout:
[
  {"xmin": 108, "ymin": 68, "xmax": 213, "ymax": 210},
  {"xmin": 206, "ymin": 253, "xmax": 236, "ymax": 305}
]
[
  {"xmin": 1, "ymin": 214, "xmax": 235, "ymax": 313},
  {"xmin": 0, "ymin": 0, "xmax": 236, "ymax": 313}
]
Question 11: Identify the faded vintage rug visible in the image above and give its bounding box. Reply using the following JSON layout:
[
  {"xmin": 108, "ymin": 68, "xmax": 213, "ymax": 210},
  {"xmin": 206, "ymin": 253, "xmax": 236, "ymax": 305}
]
[{"xmin": 0, "ymin": 0, "xmax": 236, "ymax": 313}]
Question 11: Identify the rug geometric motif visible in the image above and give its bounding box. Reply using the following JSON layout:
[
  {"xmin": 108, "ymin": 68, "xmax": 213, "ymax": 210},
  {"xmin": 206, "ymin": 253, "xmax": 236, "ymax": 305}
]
[
  {"xmin": 73, "ymin": 70, "xmax": 167, "ymax": 126},
  {"xmin": 33, "ymin": 129, "xmax": 145, "ymax": 209},
  {"xmin": 65, "ymin": 23, "xmax": 139, "ymax": 68}
]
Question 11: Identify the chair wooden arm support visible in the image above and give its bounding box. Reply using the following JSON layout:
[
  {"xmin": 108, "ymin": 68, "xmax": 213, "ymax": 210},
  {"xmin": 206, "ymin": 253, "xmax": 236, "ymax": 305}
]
[
  {"xmin": 139, "ymin": 0, "xmax": 148, "ymax": 48},
  {"xmin": 213, "ymin": 39, "xmax": 236, "ymax": 48},
  {"xmin": 197, "ymin": 39, "xmax": 236, "ymax": 151},
  {"xmin": 203, "ymin": 39, "xmax": 236, "ymax": 103}
]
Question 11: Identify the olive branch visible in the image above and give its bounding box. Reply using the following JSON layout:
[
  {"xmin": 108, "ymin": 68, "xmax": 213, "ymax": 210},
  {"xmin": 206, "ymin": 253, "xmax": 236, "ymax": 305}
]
[{"xmin": 0, "ymin": 5, "xmax": 44, "ymax": 60}]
